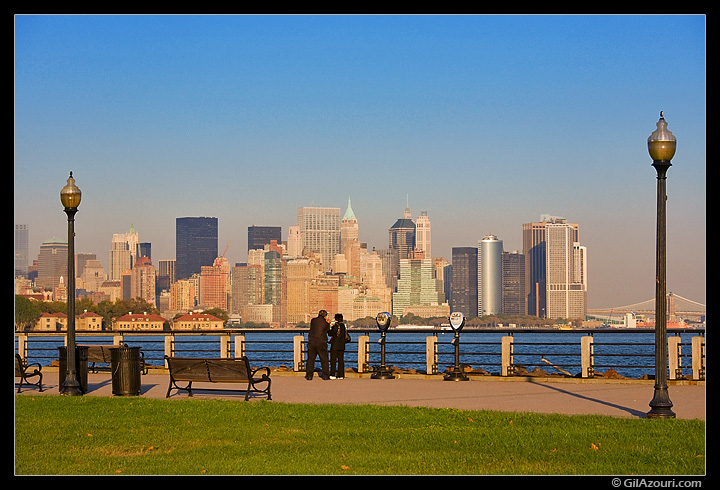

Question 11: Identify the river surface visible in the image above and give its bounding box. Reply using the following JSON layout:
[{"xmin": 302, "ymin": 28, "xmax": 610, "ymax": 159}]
[{"xmin": 17, "ymin": 329, "xmax": 704, "ymax": 380}]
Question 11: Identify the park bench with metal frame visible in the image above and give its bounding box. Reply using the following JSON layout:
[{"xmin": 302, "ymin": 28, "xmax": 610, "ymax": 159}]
[
  {"xmin": 164, "ymin": 356, "xmax": 272, "ymax": 401},
  {"xmin": 81, "ymin": 344, "xmax": 149, "ymax": 375},
  {"xmin": 15, "ymin": 354, "xmax": 43, "ymax": 393}
]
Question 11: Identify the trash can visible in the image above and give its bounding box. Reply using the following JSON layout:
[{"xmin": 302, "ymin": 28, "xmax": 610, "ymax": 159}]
[
  {"xmin": 58, "ymin": 345, "xmax": 89, "ymax": 394},
  {"xmin": 110, "ymin": 346, "xmax": 142, "ymax": 396}
]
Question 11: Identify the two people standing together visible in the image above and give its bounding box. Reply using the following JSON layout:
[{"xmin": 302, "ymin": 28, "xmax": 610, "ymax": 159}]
[{"xmin": 305, "ymin": 309, "xmax": 349, "ymax": 380}]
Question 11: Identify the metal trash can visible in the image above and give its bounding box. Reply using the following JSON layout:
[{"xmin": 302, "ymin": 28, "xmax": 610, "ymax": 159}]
[
  {"xmin": 58, "ymin": 345, "xmax": 89, "ymax": 394},
  {"xmin": 110, "ymin": 346, "xmax": 142, "ymax": 396}
]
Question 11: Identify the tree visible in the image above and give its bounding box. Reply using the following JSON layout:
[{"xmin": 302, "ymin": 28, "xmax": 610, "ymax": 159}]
[{"xmin": 15, "ymin": 295, "xmax": 40, "ymax": 330}]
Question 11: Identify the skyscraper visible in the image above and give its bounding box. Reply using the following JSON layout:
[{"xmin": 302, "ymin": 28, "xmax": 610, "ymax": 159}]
[
  {"xmin": 176, "ymin": 217, "xmax": 218, "ymax": 281},
  {"xmin": 392, "ymin": 258, "xmax": 444, "ymax": 317},
  {"xmin": 248, "ymin": 225, "xmax": 282, "ymax": 251},
  {"xmin": 297, "ymin": 206, "xmax": 341, "ymax": 272},
  {"xmin": 36, "ymin": 239, "xmax": 67, "ymax": 291},
  {"xmin": 15, "ymin": 224, "xmax": 28, "ymax": 278},
  {"xmin": 415, "ymin": 211, "xmax": 431, "ymax": 258},
  {"xmin": 478, "ymin": 235, "xmax": 503, "ymax": 316},
  {"xmin": 502, "ymin": 251, "xmax": 526, "ymax": 315},
  {"xmin": 389, "ymin": 204, "xmax": 415, "ymax": 260},
  {"xmin": 341, "ymin": 198, "xmax": 360, "ymax": 278},
  {"xmin": 522, "ymin": 215, "xmax": 581, "ymax": 318},
  {"xmin": 451, "ymin": 247, "xmax": 478, "ymax": 317},
  {"xmin": 545, "ymin": 222, "xmax": 587, "ymax": 320}
]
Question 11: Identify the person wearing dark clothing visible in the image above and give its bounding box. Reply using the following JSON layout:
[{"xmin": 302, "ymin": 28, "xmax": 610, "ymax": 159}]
[
  {"xmin": 306, "ymin": 310, "xmax": 331, "ymax": 380},
  {"xmin": 329, "ymin": 313, "xmax": 348, "ymax": 379}
]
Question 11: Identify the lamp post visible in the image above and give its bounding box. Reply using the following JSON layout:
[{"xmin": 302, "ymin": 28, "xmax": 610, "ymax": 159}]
[
  {"xmin": 647, "ymin": 112, "xmax": 676, "ymax": 419},
  {"xmin": 60, "ymin": 172, "xmax": 83, "ymax": 396}
]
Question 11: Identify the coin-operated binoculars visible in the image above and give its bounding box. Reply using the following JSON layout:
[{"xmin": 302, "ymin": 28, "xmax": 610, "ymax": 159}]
[
  {"xmin": 371, "ymin": 312, "xmax": 395, "ymax": 379},
  {"xmin": 444, "ymin": 312, "xmax": 469, "ymax": 381}
]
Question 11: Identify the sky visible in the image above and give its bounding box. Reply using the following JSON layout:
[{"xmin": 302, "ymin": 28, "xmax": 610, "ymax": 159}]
[{"xmin": 14, "ymin": 14, "xmax": 706, "ymax": 310}]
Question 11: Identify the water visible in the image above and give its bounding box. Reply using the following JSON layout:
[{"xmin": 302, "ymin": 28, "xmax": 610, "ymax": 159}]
[{"xmin": 16, "ymin": 329, "xmax": 703, "ymax": 380}]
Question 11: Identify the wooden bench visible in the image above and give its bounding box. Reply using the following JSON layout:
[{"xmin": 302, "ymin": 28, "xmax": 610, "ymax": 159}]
[
  {"xmin": 164, "ymin": 356, "xmax": 272, "ymax": 401},
  {"xmin": 15, "ymin": 354, "xmax": 43, "ymax": 393},
  {"xmin": 81, "ymin": 344, "xmax": 149, "ymax": 374}
]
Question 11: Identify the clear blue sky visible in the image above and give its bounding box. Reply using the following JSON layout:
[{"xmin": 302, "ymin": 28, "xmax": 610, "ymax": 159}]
[{"xmin": 14, "ymin": 14, "xmax": 706, "ymax": 309}]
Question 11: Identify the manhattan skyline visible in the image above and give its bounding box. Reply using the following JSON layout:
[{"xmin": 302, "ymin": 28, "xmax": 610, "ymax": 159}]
[{"xmin": 13, "ymin": 15, "xmax": 706, "ymax": 309}]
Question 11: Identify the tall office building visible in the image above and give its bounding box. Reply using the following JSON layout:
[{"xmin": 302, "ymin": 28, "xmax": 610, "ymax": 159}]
[
  {"xmin": 286, "ymin": 225, "xmax": 302, "ymax": 257},
  {"xmin": 502, "ymin": 251, "xmax": 526, "ymax": 315},
  {"xmin": 176, "ymin": 217, "xmax": 218, "ymax": 280},
  {"xmin": 297, "ymin": 206, "xmax": 341, "ymax": 272},
  {"xmin": 389, "ymin": 205, "xmax": 415, "ymax": 260},
  {"xmin": 522, "ymin": 215, "xmax": 581, "ymax": 318},
  {"xmin": 15, "ymin": 224, "xmax": 29, "ymax": 278},
  {"xmin": 545, "ymin": 222, "xmax": 587, "ymax": 320},
  {"xmin": 248, "ymin": 226, "xmax": 282, "ymax": 251},
  {"xmin": 130, "ymin": 256, "xmax": 156, "ymax": 305},
  {"xmin": 392, "ymin": 258, "xmax": 444, "ymax": 317},
  {"xmin": 200, "ymin": 256, "xmax": 230, "ymax": 310},
  {"xmin": 415, "ymin": 211, "xmax": 431, "ymax": 258},
  {"xmin": 36, "ymin": 239, "xmax": 67, "ymax": 291},
  {"xmin": 109, "ymin": 227, "xmax": 138, "ymax": 281},
  {"xmin": 340, "ymin": 198, "xmax": 360, "ymax": 278},
  {"xmin": 478, "ymin": 235, "xmax": 503, "ymax": 316},
  {"xmin": 451, "ymin": 247, "xmax": 478, "ymax": 317},
  {"xmin": 231, "ymin": 264, "xmax": 263, "ymax": 314},
  {"xmin": 264, "ymin": 250, "xmax": 286, "ymax": 325}
]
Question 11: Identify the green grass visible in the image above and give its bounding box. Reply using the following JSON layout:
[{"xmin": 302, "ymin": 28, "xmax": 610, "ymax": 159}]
[{"xmin": 15, "ymin": 395, "xmax": 705, "ymax": 475}]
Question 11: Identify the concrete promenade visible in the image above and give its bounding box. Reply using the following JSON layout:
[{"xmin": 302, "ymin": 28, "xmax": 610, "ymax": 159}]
[{"xmin": 17, "ymin": 369, "xmax": 705, "ymax": 420}]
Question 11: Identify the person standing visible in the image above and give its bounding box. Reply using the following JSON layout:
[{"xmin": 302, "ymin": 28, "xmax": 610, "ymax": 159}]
[
  {"xmin": 306, "ymin": 310, "xmax": 331, "ymax": 380},
  {"xmin": 329, "ymin": 313, "xmax": 348, "ymax": 379}
]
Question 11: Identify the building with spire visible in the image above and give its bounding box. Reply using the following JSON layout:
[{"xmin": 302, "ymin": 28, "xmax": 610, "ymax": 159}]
[{"xmin": 341, "ymin": 198, "xmax": 361, "ymax": 278}]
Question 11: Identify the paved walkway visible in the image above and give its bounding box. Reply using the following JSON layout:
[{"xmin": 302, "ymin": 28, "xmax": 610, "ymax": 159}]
[{"xmin": 17, "ymin": 369, "xmax": 705, "ymax": 420}]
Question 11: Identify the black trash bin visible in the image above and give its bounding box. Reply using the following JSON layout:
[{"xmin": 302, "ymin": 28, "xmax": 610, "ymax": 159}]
[
  {"xmin": 110, "ymin": 346, "xmax": 142, "ymax": 396},
  {"xmin": 58, "ymin": 345, "xmax": 89, "ymax": 394}
]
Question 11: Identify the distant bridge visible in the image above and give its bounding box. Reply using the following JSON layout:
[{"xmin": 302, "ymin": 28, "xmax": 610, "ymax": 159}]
[{"xmin": 587, "ymin": 293, "xmax": 705, "ymax": 319}]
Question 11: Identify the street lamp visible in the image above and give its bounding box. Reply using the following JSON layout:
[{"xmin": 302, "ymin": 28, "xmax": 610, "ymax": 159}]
[
  {"xmin": 60, "ymin": 172, "xmax": 82, "ymax": 396},
  {"xmin": 647, "ymin": 112, "xmax": 676, "ymax": 419}
]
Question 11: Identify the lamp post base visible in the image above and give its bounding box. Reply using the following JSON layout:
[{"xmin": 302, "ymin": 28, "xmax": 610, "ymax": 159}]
[
  {"xmin": 647, "ymin": 387, "xmax": 675, "ymax": 419},
  {"xmin": 60, "ymin": 379, "xmax": 83, "ymax": 396}
]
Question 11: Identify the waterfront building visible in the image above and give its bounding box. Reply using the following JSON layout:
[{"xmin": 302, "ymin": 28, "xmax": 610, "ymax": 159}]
[
  {"xmin": 298, "ymin": 206, "xmax": 341, "ymax": 271},
  {"xmin": 451, "ymin": 247, "xmax": 478, "ymax": 317},
  {"xmin": 248, "ymin": 225, "xmax": 282, "ymax": 251},
  {"xmin": 176, "ymin": 217, "xmax": 218, "ymax": 280},
  {"xmin": 478, "ymin": 235, "xmax": 503, "ymax": 316},
  {"xmin": 392, "ymin": 258, "xmax": 445, "ymax": 318},
  {"xmin": 113, "ymin": 312, "xmax": 166, "ymax": 331},
  {"xmin": 172, "ymin": 313, "xmax": 224, "ymax": 330}
]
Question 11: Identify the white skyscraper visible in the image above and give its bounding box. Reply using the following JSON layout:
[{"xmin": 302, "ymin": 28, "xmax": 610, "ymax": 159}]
[
  {"xmin": 545, "ymin": 222, "xmax": 587, "ymax": 320},
  {"xmin": 415, "ymin": 211, "xmax": 431, "ymax": 258},
  {"xmin": 297, "ymin": 206, "xmax": 341, "ymax": 272},
  {"xmin": 478, "ymin": 234, "xmax": 503, "ymax": 316}
]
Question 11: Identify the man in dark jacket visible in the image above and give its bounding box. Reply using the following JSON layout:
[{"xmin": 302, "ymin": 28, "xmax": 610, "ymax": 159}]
[{"xmin": 306, "ymin": 309, "xmax": 331, "ymax": 380}]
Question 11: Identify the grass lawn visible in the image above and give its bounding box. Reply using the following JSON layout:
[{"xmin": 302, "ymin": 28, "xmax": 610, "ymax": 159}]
[{"xmin": 15, "ymin": 395, "xmax": 705, "ymax": 476}]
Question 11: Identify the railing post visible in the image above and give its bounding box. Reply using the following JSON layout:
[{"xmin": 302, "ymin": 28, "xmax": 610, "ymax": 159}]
[
  {"xmin": 293, "ymin": 335, "xmax": 304, "ymax": 372},
  {"xmin": 235, "ymin": 334, "xmax": 245, "ymax": 359},
  {"xmin": 17, "ymin": 333, "xmax": 27, "ymax": 359},
  {"xmin": 501, "ymin": 335, "xmax": 514, "ymax": 376},
  {"xmin": 358, "ymin": 335, "xmax": 369, "ymax": 373},
  {"xmin": 692, "ymin": 336, "xmax": 705, "ymax": 380},
  {"xmin": 220, "ymin": 334, "xmax": 231, "ymax": 358},
  {"xmin": 164, "ymin": 334, "xmax": 174, "ymax": 360},
  {"xmin": 113, "ymin": 334, "xmax": 124, "ymax": 346},
  {"xmin": 426, "ymin": 335, "xmax": 438, "ymax": 374},
  {"xmin": 668, "ymin": 335, "xmax": 681, "ymax": 380},
  {"xmin": 581, "ymin": 335, "xmax": 594, "ymax": 378}
]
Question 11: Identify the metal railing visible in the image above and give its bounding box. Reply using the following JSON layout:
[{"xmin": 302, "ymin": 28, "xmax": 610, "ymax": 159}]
[{"xmin": 15, "ymin": 327, "xmax": 705, "ymax": 380}]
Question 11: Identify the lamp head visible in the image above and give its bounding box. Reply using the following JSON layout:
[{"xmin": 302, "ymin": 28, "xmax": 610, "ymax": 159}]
[
  {"xmin": 648, "ymin": 111, "xmax": 676, "ymax": 162},
  {"xmin": 60, "ymin": 172, "xmax": 82, "ymax": 210}
]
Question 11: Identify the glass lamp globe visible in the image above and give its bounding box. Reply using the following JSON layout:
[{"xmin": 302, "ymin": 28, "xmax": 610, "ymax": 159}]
[
  {"xmin": 648, "ymin": 111, "xmax": 677, "ymax": 162},
  {"xmin": 60, "ymin": 172, "xmax": 82, "ymax": 210}
]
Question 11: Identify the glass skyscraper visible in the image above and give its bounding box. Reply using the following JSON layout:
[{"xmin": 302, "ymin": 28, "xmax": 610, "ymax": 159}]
[{"xmin": 176, "ymin": 217, "xmax": 218, "ymax": 281}]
